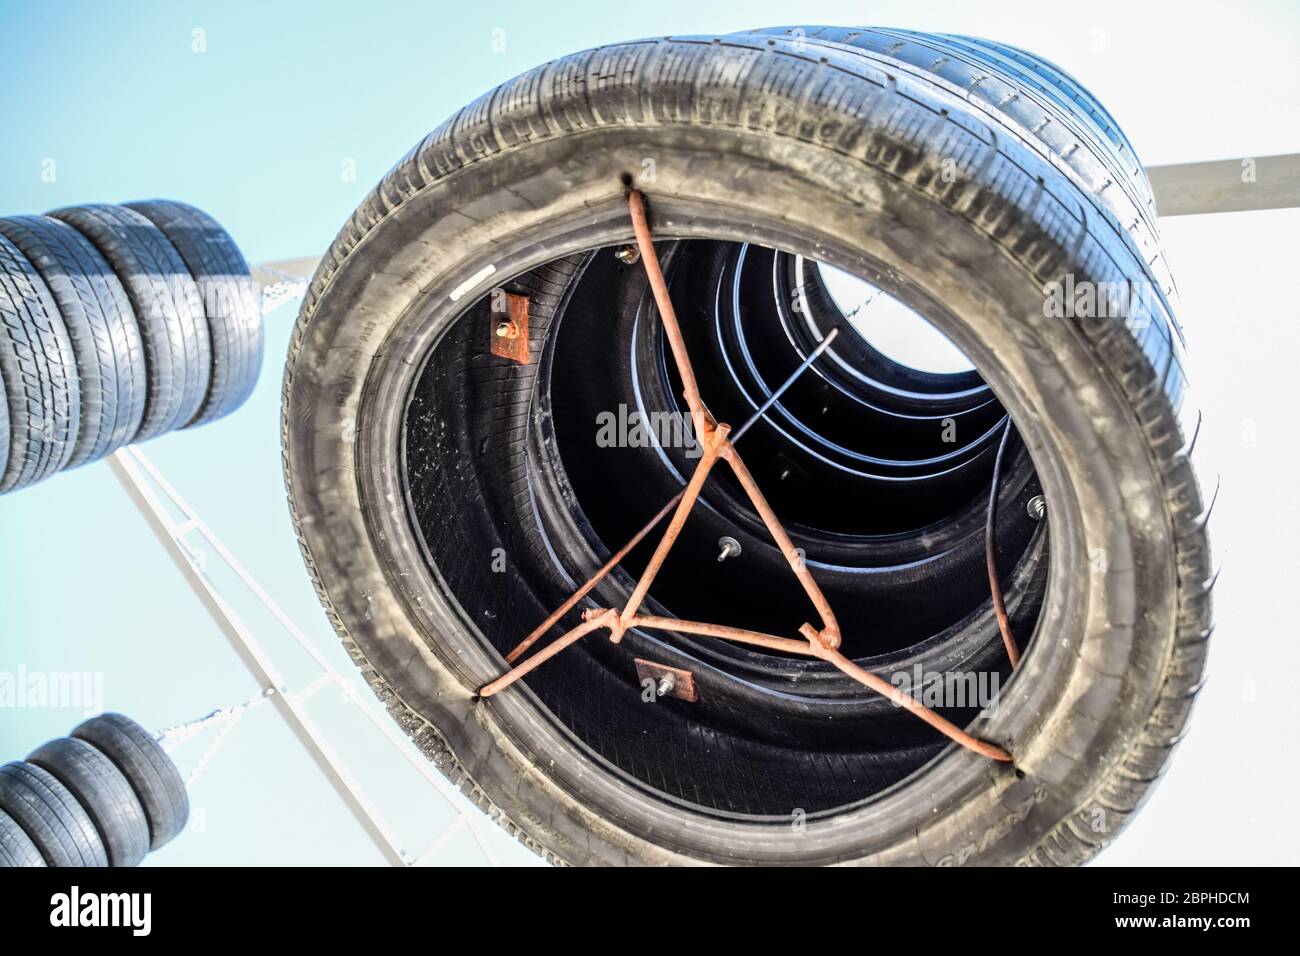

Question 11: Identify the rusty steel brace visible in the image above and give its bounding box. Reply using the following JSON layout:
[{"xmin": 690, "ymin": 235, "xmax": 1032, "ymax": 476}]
[{"xmin": 479, "ymin": 189, "xmax": 1013, "ymax": 765}]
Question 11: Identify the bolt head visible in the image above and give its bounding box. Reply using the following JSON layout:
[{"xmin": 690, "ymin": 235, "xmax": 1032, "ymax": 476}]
[
  {"xmin": 1027, "ymin": 495, "xmax": 1046, "ymax": 520},
  {"xmin": 717, "ymin": 536, "xmax": 742, "ymax": 561}
]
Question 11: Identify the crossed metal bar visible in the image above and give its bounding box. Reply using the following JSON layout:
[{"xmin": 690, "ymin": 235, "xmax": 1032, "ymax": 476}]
[{"xmin": 479, "ymin": 189, "xmax": 1012, "ymax": 764}]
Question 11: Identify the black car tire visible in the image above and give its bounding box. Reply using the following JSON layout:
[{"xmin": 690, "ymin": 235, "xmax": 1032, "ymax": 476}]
[
  {"xmin": 282, "ymin": 31, "xmax": 1212, "ymax": 865},
  {"xmin": 0, "ymin": 215, "xmax": 146, "ymax": 465},
  {"xmin": 72, "ymin": 713, "xmax": 188, "ymax": 852}
]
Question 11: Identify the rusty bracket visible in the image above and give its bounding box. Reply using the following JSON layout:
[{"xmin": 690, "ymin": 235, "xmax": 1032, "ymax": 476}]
[
  {"xmin": 490, "ymin": 291, "xmax": 530, "ymax": 364},
  {"xmin": 635, "ymin": 659, "xmax": 698, "ymax": 702}
]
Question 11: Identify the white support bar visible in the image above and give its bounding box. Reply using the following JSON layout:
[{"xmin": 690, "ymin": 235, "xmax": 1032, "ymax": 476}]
[
  {"xmin": 411, "ymin": 815, "xmax": 468, "ymax": 868},
  {"xmin": 109, "ymin": 449, "xmax": 409, "ymax": 866},
  {"xmin": 120, "ymin": 446, "xmax": 498, "ymax": 859},
  {"xmin": 251, "ymin": 256, "xmax": 320, "ymax": 286},
  {"xmin": 292, "ymin": 672, "xmax": 335, "ymax": 705},
  {"xmin": 1147, "ymin": 153, "xmax": 1300, "ymax": 216}
]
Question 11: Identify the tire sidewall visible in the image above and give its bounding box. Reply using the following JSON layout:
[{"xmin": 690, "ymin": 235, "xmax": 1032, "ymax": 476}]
[{"xmin": 284, "ymin": 115, "xmax": 1177, "ymax": 863}]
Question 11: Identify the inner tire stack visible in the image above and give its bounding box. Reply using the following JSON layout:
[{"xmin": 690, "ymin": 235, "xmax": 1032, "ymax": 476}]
[
  {"xmin": 0, "ymin": 200, "xmax": 262, "ymax": 495},
  {"xmin": 0, "ymin": 713, "xmax": 189, "ymax": 867}
]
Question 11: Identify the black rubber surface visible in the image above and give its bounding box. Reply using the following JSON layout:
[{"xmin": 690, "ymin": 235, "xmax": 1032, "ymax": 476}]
[
  {"xmin": 126, "ymin": 199, "xmax": 263, "ymax": 426},
  {"xmin": 0, "ymin": 233, "xmax": 79, "ymax": 491},
  {"xmin": 0, "ymin": 347, "xmax": 9, "ymax": 481},
  {"xmin": 0, "ymin": 215, "xmax": 146, "ymax": 464},
  {"xmin": 943, "ymin": 34, "xmax": 1153, "ymax": 205},
  {"xmin": 28, "ymin": 736, "xmax": 150, "ymax": 867},
  {"xmin": 72, "ymin": 713, "xmax": 188, "ymax": 852},
  {"xmin": 0, "ymin": 806, "xmax": 45, "ymax": 868},
  {"xmin": 51, "ymin": 204, "xmax": 211, "ymax": 438},
  {"xmin": 0, "ymin": 761, "xmax": 107, "ymax": 867}
]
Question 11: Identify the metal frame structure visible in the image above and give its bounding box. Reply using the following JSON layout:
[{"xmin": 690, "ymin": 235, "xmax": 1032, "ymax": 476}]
[{"xmin": 108, "ymin": 328, "xmax": 504, "ymax": 867}]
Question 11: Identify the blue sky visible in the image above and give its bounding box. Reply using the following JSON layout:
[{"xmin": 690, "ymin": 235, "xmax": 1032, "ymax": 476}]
[{"xmin": 2, "ymin": 1, "xmax": 1298, "ymax": 866}]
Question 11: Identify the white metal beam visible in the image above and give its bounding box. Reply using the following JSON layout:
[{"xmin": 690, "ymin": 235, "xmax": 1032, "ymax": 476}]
[
  {"xmin": 1146, "ymin": 153, "xmax": 1300, "ymax": 216},
  {"xmin": 108, "ymin": 449, "xmax": 409, "ymax": 866}
]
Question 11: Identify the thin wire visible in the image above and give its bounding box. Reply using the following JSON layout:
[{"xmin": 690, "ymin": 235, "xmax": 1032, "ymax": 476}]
[
  {"xmin": 155, "ymin": 690, "xmax": 269, "ymax": 752},
  {"xmin": 185, "ymin": 706, "xmax": 249, "ymax": 788},
  {"xmin": 731, "ymin": 327, "xmax": 841, "ymax": 443},
  {"xmin": 985, "ymin": 419, "xmax": 1022, "ymax": 667}
]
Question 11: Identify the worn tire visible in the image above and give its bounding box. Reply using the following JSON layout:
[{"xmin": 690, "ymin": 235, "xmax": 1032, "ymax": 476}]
[
  {"xmin": 0, "ymin": 215, "xmax": 146, "ymax": 465},
  {"xmin": 282, "ymin": 31, "xmax": 1212, "ymax": 865},
  {"xmin": 51, "ymin": 204, "xmax": 211, "ymax": 438},
  {"xmin": 0, "ymin": 234, "xmax": 79, "ymax": 491},
  {"xmin": 0, "ymin": 762, "xmax": 107, "ymax": 867},
  {"xmin": 0, "ymin": 351, "xmax": 9, "ymax": 481},
  {"xmin": 72, "ymin": 713, "xmax": 188, "ymax": 851},
  {"xmin": 0, "ymin": 807, "xmax": 45, "ymax": 867},
  {"xmin": 751, "ymin": 26, "xmax": 1173, "ymax": 313},
  {"xmin": 28, "ymin": 737, "xmax": 150, "ymax": 868},
  {"xmin": 942, "ymin": 33, "xmax": 1155, "ymax": 206},
  {"xmin": 126, "ymin": 200, "xmax": 263, "ymax": 425}
]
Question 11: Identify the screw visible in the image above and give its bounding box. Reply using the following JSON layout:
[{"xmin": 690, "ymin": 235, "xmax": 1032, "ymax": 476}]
[
  {"xmin": 1027, "ymin": 495, "xmax": 1046, "ymax": 520},
  {"xmin": 655, "ymin": 675, "xmax": 675, "ymax": 698},
  {"xmin": 614, "ymin": 245, "xmax": 640, "ymax": 265},
  {"xmin": 717, "ymin": 536, "xmax": 741, "ymax": 562},
  {"xmin": 495, "ymin": 319, "xmax": 516, "ymax": 339}
]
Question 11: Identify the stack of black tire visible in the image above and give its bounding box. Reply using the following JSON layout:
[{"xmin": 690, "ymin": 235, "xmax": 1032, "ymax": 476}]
[
  {"xmin": 0, "ymin": 200, "xmax": 262, "ymax": 494},
  {"xmin": 0, "ymin": 713, "xmax": 188, "ymax": 867}
]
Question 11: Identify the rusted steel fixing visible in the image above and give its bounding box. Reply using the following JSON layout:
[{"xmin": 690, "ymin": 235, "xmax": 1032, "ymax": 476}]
[
  {"xmin": 634, "ymin": 658, "xmax": 698, "ymax": 702},
  {"xmin": 490, "ymin": 290, "xmax": 531, "ymax": 364},
  {"xmin": 478, "ymin": 188, "xmax": 1014, "ymax": 765},
  {"xmin": 986, "ymin": 421, "xmax": 1022, "ymax": 668}
]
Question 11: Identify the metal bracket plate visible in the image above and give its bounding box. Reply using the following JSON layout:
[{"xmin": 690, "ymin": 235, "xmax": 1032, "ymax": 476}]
[
  {"xmin": 490, "ymin": 292, "xmax": 530, "ymax": 364},
  {"xmin": 634, "ymin": 658, "xmax": 698, "ymax": 702}
]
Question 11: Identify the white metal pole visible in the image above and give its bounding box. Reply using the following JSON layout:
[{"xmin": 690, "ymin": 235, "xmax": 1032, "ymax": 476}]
[{"xmin": 108, "ymin": 450, "xmax": 409, "ymax": 866}]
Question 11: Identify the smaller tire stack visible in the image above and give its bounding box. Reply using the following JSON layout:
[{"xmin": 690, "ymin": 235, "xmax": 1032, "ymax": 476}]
[
  {"xmin": 0, "ymin": 200, "xmax": 262, "ymax": 495},
  {"xmin": 0, "ymin": 713, "xmax": 188, "ymax": 867}
]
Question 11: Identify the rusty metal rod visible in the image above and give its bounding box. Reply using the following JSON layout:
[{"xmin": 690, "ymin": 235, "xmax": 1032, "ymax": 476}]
[
  {"xmin": 817, "ymin": 646, "xmax": 1013, "ymax": 762},
  {"xmin": 616, "ymin": 425, "xmax": 728, "ymax": 637},
  {"xmin": 504, "ymin": 491, "xmax": 685, "ymax": 663},
  {"xmin": 627, "ymin": 614, "xmax": 821, "ymax": 656},
  {"xmin": 719, "ymin": 444, "xmax": 841, "ymax": 649},
  {"xmin": 986, "ymin": 420, "xmax": 1021, "ymax": 667},
  {"xmin": 490, "ymin": 610, "xmax": 1012, "ymax": 762},
  {"xmin": 504, "ymin": 331, "xmax": 840, "ymax": 664},
  {"xmin": 627, "ymin": 189, "xmax": 839, "ymax": 648},
  {"xmin": 627, "ymin": 189, "xmax": 708, "ymax": 433},
  {"xmin": 481, "ymin": 612, "xmax": 616, "ymax": 698}
]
